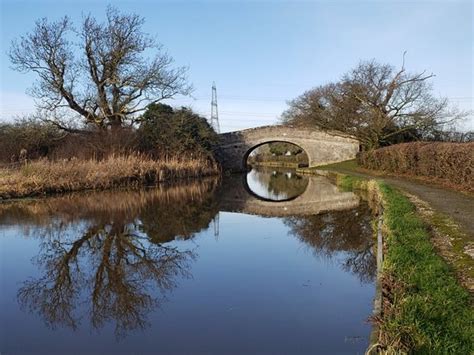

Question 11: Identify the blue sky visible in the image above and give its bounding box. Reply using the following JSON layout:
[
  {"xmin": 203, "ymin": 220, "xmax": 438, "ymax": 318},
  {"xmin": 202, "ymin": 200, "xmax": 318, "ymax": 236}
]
[{"xmin": 1, "ymin": 0, "xmax": 472, "ymax": 132}]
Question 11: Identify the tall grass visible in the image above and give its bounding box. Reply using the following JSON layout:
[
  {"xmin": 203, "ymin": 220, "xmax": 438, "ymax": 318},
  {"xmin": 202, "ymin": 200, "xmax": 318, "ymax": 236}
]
[{"xmin": 0, "ymin": 154, "xmax": 219, "ymax": 199}]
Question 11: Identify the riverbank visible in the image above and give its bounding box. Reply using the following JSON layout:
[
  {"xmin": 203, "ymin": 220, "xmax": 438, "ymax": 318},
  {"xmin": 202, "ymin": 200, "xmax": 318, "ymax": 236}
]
[
  {"xmin": 0, "ymin": 154, "xmax": 220, "ymax": 200},
  {"xmin": 311, "ymin": 169, "xmax": 473, "ymax": 353}
]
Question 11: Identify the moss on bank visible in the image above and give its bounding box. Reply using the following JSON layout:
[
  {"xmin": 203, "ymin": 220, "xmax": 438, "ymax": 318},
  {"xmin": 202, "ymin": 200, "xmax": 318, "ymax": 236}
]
[{"xmin": 323, "ymin": 173, "xmax": 473, "ymax": 353}]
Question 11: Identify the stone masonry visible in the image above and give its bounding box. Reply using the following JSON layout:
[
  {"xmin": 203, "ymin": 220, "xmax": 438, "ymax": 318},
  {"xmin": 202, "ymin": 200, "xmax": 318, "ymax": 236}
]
[{"xmin": 214, "ymin": 125, "xmax": 360, "ymax": 172}]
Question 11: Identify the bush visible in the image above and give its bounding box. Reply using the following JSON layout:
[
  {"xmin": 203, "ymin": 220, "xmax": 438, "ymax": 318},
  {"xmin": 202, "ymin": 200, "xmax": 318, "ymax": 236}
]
[
  {"xmin": 359, "ymin": 142, "xmax": 474, "ymax": 191},
  {"xmin": 137, "ymin": 103, "xmax": 218, "ymax": 159},
  {"xmin": 50, "ymin": 129, "xmax": 138, "ymax": 160},
  {"xmin": 268, "ymin": 142, "xmax": 303, "ymax": 156},
  {"xmin": 0, "ymin": 118, "xmax": 64, "ymax": 162},
  {"xmin": 1, "ymin": 103, "xmax": 218, "ymax": 163}
]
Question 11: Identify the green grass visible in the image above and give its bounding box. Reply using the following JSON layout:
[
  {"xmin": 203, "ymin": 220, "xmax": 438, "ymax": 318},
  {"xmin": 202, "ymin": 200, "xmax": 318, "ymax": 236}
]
[
  {"xmin": 296, "ymin": 159, "xmax": 360, "ymax": 173},
  {"xmin": 335, "ymin": 173, "xmax": 366, "ymax": 190},
  {"xmin": 378, "ymin": 183, "xmax": 473, "ymax": 354},
  {"xmin": 328, "ymin": 172, "xmax": 473, "ymax": 353}
]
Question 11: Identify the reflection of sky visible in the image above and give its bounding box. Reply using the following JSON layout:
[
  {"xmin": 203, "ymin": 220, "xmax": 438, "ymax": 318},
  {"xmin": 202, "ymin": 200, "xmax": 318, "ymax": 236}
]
[
  {"xmin": 0, "ymin": 209, "xmax": 375, "ymax": 354},
  {"xmin": 246, "ymin": 169, "xmax": 289, "ymax": 201}
]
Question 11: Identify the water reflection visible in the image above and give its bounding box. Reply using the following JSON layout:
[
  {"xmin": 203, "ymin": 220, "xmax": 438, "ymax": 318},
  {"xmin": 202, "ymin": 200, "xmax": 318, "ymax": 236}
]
[
  {"xmin": 285, "ymin": 204, "xmax": 376, "ymax": 284},
  {"xmin": 2, "ymin": 179, "xmax": 219, "ymax": 337},
  {"xmin": 245, "ymin": 167, "xmax": 308, "ymax": 201},
  {"xmin": 18, "ymin": 224, "xmax": 194, "ymax": 338},
  {"xmin": 0, "ymin": 172, "xmax": 375, "ymax": 352},
  {"xmin": 0, "ymin": 180, "xmax": 220, "ymax": 242}
]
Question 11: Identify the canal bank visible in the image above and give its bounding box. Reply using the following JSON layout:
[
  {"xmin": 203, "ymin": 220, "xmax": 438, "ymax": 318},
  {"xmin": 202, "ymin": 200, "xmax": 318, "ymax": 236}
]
[
  {"xmin": 300, "ymin": 167, "xmax": 474, "ymax": 354},
  {"xmin": 0, "ymin": 155, "xmax": 220, "ymax": 200}
]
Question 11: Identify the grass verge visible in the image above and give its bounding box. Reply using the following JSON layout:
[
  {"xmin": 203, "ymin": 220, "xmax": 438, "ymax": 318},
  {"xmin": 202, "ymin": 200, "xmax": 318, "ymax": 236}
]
[
  {"xmin": 330, "ymin": 174, "xmax": 473, "ymax": 353},
  {"xmin": 0, "ymin": 154, "xmax": 219, "ymax": 199}
]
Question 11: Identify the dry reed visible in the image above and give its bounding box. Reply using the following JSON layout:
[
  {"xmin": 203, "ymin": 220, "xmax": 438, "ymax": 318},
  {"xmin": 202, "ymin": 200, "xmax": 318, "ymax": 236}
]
[{"xmin": 0, "ymin": 154, "xmax": 220, "ymax": 199}]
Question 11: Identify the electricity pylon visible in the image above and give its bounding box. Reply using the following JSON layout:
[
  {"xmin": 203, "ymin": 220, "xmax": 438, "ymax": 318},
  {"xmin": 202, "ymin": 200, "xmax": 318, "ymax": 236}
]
[{"xmin": 210, "ymin": 82, "xmax": 220, "ymax": 133}]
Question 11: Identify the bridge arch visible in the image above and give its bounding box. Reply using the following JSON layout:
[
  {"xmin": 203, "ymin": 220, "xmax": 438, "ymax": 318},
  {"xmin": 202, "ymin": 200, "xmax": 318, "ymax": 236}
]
[
  {"xmin": 242, "ymin": 140, "xmax": 309, "ymax": 170},
  {"xmin": 215, "ymin": 125, "xmax": 360, "ymax": 172}
]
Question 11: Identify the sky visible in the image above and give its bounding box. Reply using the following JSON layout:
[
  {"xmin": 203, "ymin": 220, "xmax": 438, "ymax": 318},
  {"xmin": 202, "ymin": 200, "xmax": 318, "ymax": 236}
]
[{"xmin": 0, "ymin": 0, "xmax": 472, "ymax": 133}]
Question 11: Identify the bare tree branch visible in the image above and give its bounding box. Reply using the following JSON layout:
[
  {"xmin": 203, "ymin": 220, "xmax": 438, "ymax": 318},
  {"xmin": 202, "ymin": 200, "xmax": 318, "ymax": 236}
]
[
  {"xmin": 281, "ymin": 58, "xmax": 469, "ymax": 149},
  {"xmin": 9, "ymin": 6, "xmax": 191, "ymax": 132}
]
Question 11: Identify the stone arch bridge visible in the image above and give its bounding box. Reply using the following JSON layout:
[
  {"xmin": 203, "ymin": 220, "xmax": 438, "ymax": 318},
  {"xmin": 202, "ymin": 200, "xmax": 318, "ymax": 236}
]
[{"xmin": 215, "ymin": 125, "xmax": 360, "ymax": 172}]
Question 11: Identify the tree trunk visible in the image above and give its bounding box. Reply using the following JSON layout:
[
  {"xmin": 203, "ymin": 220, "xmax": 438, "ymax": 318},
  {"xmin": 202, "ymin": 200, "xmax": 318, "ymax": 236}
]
[{"xmin": 109, "ymin": 117, "xmax": 122, "ymax": 131}]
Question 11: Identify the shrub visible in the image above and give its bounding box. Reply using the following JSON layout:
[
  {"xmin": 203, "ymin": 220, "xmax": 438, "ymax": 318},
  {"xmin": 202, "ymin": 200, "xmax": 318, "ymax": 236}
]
[
  {"xmin": 137, "ymin": 103, "xmax": 218, "ymax": 159},
  {"xmin": 359, "ymin": 142, "xmax": 474, "ymax": 191},
  {"xmin": 50, "ymin": 128, "xmax": 138, "ymax": 160},
  {"xmin": 0, "ymin": 118, "xmax": 64, "ymax": 162}
]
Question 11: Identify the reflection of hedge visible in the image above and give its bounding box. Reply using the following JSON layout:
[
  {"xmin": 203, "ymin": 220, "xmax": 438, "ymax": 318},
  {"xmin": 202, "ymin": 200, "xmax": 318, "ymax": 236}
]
[{"xmin": 359, "ymin": 142, "xmax": 474, "ymax": 191}]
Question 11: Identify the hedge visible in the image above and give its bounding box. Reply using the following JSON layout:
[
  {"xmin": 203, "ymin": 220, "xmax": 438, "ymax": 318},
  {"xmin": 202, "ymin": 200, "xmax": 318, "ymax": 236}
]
[{"xmin": 359, "ymin": 142, "xmax": 474, "ymax": 191}]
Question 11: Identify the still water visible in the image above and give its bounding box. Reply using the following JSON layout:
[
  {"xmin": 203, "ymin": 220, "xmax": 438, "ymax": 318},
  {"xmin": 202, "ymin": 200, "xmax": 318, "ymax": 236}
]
[{"xmin": 0, "ymin": 168, "xmax": 375, "ymax": 354}]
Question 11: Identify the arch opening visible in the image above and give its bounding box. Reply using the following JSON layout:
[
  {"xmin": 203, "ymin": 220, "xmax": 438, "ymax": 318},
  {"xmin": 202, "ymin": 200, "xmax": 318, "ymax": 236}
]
[
  {"xmin": 243, "ymin": 141, "xmax": 309, "ymax": 170},
  {"xmin": 243, "ymin": 141, "xmax": 309, "ymax": 201}
]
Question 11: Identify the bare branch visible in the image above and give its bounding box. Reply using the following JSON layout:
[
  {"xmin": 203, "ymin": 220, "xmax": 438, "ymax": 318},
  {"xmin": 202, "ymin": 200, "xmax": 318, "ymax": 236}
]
[{"xmin": 9, "ymin": 7, "xmax": 191, "ymax": 131}]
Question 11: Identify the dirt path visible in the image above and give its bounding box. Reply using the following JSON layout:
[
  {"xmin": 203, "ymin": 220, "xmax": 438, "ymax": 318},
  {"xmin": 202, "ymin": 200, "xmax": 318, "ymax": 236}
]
[{"xmin": 331, "ymin": 167, "xmax": 474, "ymax": 237}]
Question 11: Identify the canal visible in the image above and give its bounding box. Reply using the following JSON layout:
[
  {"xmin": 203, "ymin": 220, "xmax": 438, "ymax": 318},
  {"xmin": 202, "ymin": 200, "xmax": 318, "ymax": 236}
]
[{"xmin": 0, "ymin": 167, "xmax": 375, "ymax": 354}]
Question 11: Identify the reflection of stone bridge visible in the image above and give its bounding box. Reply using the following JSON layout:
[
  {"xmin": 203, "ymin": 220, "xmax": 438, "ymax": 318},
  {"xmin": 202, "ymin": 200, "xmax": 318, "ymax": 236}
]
[
  {"xmin": 219, "ymin": 174, "xmax": 360, "ymax": 217},
  {"xmin": 215, "ymin": 125, "xmax": 360, "ymax": 172}
]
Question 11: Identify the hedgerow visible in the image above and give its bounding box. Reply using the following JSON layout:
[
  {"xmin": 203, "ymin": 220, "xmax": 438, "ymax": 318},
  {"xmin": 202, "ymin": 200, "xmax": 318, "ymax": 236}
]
[{"xmin": 359, "ymin": 142, "xmax": 474, "ymax": 191}]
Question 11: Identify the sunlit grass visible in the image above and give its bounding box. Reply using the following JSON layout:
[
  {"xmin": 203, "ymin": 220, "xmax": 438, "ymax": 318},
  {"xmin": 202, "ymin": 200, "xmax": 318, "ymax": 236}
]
[
  {"xmin": 334, "ymin": 174, "xmax": 473, "ymax": 353},
  {"xmin": 378, "ymin": 183, "xmax": 472, "ymax": 353},
  {"xmin": 0, "ymin": 154, "xmax": 219, "ymax": 199}
]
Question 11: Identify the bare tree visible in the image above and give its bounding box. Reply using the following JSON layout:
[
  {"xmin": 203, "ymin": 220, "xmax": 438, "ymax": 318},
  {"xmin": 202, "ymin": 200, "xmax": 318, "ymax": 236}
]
[
  {"xmin": 282, "ymin": 57, "xmax": 467, "ymax": 149},
  {"xmin": 9, "ymin": 6, "xmax": 191, "ymax": 131}
]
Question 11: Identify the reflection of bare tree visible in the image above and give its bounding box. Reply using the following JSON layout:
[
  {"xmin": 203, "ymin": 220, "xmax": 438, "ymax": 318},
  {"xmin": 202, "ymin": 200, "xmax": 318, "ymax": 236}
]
[
  {"xmin": 18, "ymin": 222, "xmax": 195, "ymax": 337},
  {"xmin": 285, "ymin": 204, "xmax": 376, "ymax": 283},
  {"xmin": 11, "ymin": 179, "xmax": 220, "ymax": 338}
]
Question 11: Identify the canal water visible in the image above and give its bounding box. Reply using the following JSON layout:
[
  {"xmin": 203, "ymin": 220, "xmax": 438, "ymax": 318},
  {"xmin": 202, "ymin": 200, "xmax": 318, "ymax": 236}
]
[{"xmin": 0, "ymin": 168, "xmax": 375, "ymax": 354}]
